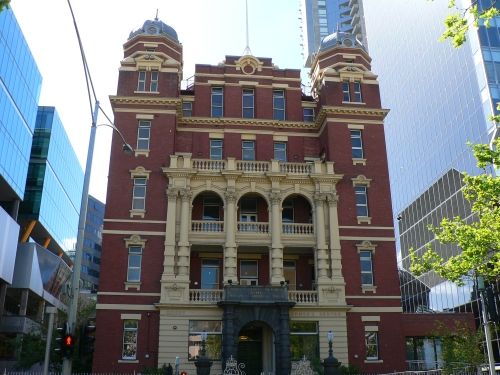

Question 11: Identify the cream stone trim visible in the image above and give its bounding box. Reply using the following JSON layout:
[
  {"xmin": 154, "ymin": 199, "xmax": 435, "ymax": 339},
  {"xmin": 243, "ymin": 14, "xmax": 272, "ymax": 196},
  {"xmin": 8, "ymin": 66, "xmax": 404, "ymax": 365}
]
[
  {"xmin": 195, "ymin": 72, "xmax": 301, "ymax": 82},
  {"xmin": 134, "ymin": 90, "xmax": 160, "ymax": 95},
  {"xmin": 237, "ymin": 254, "xmax": 262, "ymax": 260},
  {"xmin": 179, "ymin": 116, "xmax": 316, "ymax": 130},
  {"xmin": 195, "ymin": 82, "xmax": 302, "ymax": 91},
  {"xmin": 302, "ymin": 101, "xmax": 316, "ymax": 108},
  {"xmin": 102, "ymin": 230, "xmax": 166, "ymax": 236},
  {"xmin": 209, "ymin": 132, "xmax": 224, "ymax": 139},
  {"xmin": 342, "ymin": 101, "xmax": 366, "ymax": 105},
  {"xmin": 136, "ymin": 114, "xmax": 155, "ymax": 120},
  {"xmin": 135, "ymin": 150, "xmax": 150, "ymax": 158},
  {"xmin": 130, "ymin": 166, "xmax": 151, "ymax": 179},
  {"xmin": 97, "ymin": 303, "xmax": 157, "ymax": 311},
  {"xmin": 123, "ymin": 40, "xmax": 182, "ymax": 57},
  {"xmin": 272, "ymin": 83, "xmax": 289, "ymax": 88},
  {"xmin": 124, "ymin": 234, "xmax": 147, "ymax": 247},
  {"xmin": 114, "ymin": 108, "xmax": 177, "ymax": 115},
  {"xmin": 104, "ymin": 218, "xmax": 166, "ymax": 224},
  {"xmin": 98, "ymin": 291, "xmax": 161, "ymax": 296},
  {"xmin": 364, "ymin": 360, "xmax": 383, "ymax": 364},
  {"xmin": 181, "ymin": 96, "xmax": 195, "ymax": 102},
  {"xmin": 350, "ymin": 307, "xmax": 402, "ymax": 313},
  {"xmin": 121, "ymin": 313, "xmax": 142, "ymax": 320},
  {"xmin": 361, "ymin": 316, "xmax": 381, "ymax": 322},
  {"xmin": 110, "ymin": 96, "xmax": 181, "ymax": 106},
  {"xmin": 364, "ymin": 325, "xmax": 379, "ymax": 332},
  {"xmin": 239, "ymin": 81, "xmax": 259, "ymax": 86},
  {"xmin": 118, "ymin": 360, "xmax": 139, "ymax": 364},
  {"xmin": 207, "ymin": 80, "xmax": 225, "ymax": 85},
  {"xmin": 347, "ymin": 124, "xmax": 365, "ymax": 129},
  {"xmin": 352, "ymin": 158, "xmax": 367, "ymax": 166},
  {"xmin": 241, "ymin": 134, "xmax": 256, "ymax": 140},
  {"xmin": 339, "ymin": 226, "xmax": 394, "ymax": 230},
  {"xmin": 273, "ymin": 135, "xmax": 288, "ymax": 141},
  {"xmin": 340, "ymin": 236, "xmax": 395, "ymax": 241},
  {"xmin": 177, "ymin": 127, "xmax": 318, "ymax": 138},
  {"xmin": 351, "ymin": 175, "xmax": 371, "ymax": 187},
  {"xmin": 341, "ymin": 53, "xmax": 357, "ymax": 59},
  {"xmin": 356, "ymin": 240, "xmax": 377, "ymax": 253},
  {"xmin": 129, "ymin": 209, "xmax": 145, "ymax": 219},
  {"xmin": 357, "ymin": 216, "xmax": 372, "ymax": 225},
  {"xmin": 235, "ymin": 55, "xmax": 264, "ymax": 74},
  {"xmin": 143, "ymin": 43, "xmax": 158, "ymax": 48},
  {"xmin": 322, "ymin": 76, "xmax": 380, "ymax": 85},
  {"xmin": 362, "ymin": 285, "xmax": 377, "ymax": 294},
  {"xmin": 198, "ymin": 253, "xmax": 223, "ymax": 259},
  {"xmin": 124, "ymin": 282, "xmax": 141, "ymax": 291}
]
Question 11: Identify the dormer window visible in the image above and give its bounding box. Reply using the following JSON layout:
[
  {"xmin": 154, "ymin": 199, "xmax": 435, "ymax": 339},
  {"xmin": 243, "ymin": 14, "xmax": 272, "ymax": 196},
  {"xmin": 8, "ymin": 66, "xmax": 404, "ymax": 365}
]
[{"xmin": 145, "ymin": 47, "xmax": 156, "ymax": 52}]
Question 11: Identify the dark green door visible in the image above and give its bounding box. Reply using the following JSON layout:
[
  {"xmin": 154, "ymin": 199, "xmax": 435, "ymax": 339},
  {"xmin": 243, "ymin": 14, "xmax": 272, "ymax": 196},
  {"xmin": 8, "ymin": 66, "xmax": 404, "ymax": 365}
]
[{"xmin": 237, "ymin": 326, "xmax": 262, "ymax": 375}]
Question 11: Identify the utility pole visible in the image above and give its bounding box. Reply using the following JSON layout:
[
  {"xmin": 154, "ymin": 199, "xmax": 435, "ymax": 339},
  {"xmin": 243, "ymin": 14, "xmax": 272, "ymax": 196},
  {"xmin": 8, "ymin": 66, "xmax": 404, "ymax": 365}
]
[{"xmin": 478, "ymin": 276, "xmax": 496, "ymax": 375}]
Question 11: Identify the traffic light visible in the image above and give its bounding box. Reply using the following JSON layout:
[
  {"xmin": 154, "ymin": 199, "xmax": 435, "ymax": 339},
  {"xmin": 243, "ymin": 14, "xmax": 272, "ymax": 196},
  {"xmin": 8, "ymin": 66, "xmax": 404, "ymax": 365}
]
[
  {"xmin": 54, "ymin": 322, "xmax": 76, "ymax": 358},
  {"xmin": 81, "ymin": 320, "xmax": 96, "ymax": 354},
  {"xmin": 63, "ymin": 333, "xmax": 76, "ymax": 358}
]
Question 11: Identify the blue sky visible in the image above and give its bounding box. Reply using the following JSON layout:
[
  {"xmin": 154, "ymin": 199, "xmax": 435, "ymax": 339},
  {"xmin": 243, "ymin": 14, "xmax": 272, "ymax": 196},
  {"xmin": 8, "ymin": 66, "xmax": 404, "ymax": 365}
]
[{"xmin": 11, "ymin": 0, "xmax": 305, "ymax": 202}]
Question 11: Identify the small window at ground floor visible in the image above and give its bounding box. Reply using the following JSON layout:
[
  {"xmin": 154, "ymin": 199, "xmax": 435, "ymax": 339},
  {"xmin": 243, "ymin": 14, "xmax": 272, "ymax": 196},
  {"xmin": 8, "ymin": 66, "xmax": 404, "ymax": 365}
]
[
  {"xmin": 188, "ymin": 320, "xmax": 222, "ymax": 361},
  {"xmin": 290, "ymin": 321, "xmax": 319, "ymax": 361}
]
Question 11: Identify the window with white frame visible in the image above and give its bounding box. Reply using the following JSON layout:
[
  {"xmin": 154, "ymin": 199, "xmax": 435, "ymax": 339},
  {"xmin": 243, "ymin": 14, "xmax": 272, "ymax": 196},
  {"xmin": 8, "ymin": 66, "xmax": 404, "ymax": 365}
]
[
  {"xmin": 353, "ymin": 81, "xmax": 362, "ymax": 102},
  {"xmin": 273, "ymin": 90, "xmax": 285, "ymax": 120},
  {"xmin": 274, "ymin": 142, "xmax": 287, "ymax": 161},
  {"xmin": 211, "ymin": 87, "xmax": 223, "ymax": 117},
  {"xmin": 183, "ymin": 101, "xmax": 193, "ymax": 117},
  {"xmin": 365, "ymin": 331, "xmax": 379, "ymax": 360},
  {"xmin": 290, "ymin": 321, "xmax": 319, "ymax": 361},
  {"xmin": 122, "ymin": 320, "xmax": 138, "ymax": 360},
  {"xmin": 137, "ymin": 71, "xmax": 146, "ymax": 91},
  {"xmin": 242, "ymin": 140, "xmax": 255, "ymax": 161},
  {"xmin": 303, "ymin": 108, "xmax": 315, "ymax": 122},
  {"xmin": 350, "ymin": 130, "xmax": 364, "ymax": 158},
  {"xmin": 240, "ymin": 260, "xmax": 258, "ymax": 285},
  {"xmin": 210, "ymin": 139, "xmax": 223, "ymax": 160},
  {"xmin": 342, "ymin": 80, "xmax": 351, "ymax": 102},
  {"xmin": 359, "ymin": 250, "xmax": 374, "ymax": 285},
  {"xmin": 188, "ymin": 321, "xmax": 222, "ymax": 360},
  {"xmin": 127, "ymin": 246, "xmax": 142, "ymax": 282},
  {"xmin": 201, "ymin": 259, "xmax": 220, "ymax": 289},
  {"xmin": 136, "ymin": 120, "xmax": 151, "ymax": 150},
  {"xmin": 242, "ymin": 88, "xmax": 254, "ymax": 118},
  {"xmin": 132, "ymin": 177, "xmax": 147, "ymax": 210},
  {"xmin": 354, "ymin": 185, "xmax": 368, "ymax": 217},
  {"xmin": 150, "ymin": 70, "xmax": 159, "ymax": 92}
]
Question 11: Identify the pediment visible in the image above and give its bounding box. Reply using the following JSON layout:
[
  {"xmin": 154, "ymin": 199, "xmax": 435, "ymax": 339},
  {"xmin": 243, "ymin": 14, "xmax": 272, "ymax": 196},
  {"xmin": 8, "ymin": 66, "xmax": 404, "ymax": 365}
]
[{"xmin": 235, "ymin": 55, "xmax": 264, "ymax": 75}]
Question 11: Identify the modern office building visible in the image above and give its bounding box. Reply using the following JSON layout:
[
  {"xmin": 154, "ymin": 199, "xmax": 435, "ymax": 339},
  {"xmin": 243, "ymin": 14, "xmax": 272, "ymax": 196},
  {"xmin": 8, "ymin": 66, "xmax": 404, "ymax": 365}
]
[
  {"xmin": 301, "ymin": 0, "xmax": 367, "ymax": 66},
  {"xmin": 93, "ymin": 18, "xmax": 472, "ymax": 374}
]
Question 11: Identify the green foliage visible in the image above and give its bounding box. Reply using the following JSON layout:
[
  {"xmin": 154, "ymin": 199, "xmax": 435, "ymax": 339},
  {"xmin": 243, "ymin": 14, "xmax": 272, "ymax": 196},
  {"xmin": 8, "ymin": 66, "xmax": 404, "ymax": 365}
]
[
  {"xmin": 142, "ymin": 364, "xmax": 168, "ymax": 375},
  {"xmin": 438, "ymin": 0, "xmax": 500, "ymax": 47},
  {"xmin": 0, "ymin": 0, "xmax": 10, "ymax": 12},
  {"xmin": 410, "ymin": 139, "xmax": 500, "ymax": 284},
  {"xmin": 340, "ymin": 363, "xmax": 361, "ymax": 374},
  {"xmin": 435, "ymin": 321, "xmax": 485, "ymax": 374}
]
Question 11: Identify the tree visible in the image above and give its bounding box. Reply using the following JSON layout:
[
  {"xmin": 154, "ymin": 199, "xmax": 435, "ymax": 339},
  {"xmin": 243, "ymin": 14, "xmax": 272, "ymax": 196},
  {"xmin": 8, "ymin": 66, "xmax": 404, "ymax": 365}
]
[
  {"xmin": 410, "ymin": 139, "xmax": 500, "ymax": 284},
  {"xmin": 0, "ymin": 0, "xmax": 10, "ymax": 13},
  {"xmin": 439, "ymin": 0, "xmax": 500, "ymax": 47}
]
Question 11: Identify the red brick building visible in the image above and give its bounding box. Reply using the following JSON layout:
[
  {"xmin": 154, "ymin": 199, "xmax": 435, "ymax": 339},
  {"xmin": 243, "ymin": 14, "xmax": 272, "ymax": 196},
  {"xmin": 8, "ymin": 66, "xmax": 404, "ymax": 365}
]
[{"xmin": 93, "ymin": 19, "xmax": 473, "ymax": 375}]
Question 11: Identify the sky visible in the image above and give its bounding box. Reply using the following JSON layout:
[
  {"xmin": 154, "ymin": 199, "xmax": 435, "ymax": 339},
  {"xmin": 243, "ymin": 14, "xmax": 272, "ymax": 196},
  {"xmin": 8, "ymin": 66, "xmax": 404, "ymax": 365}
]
[{"xmin": 10, "ymin": 0, "xmax": 305, "ymax": 203}]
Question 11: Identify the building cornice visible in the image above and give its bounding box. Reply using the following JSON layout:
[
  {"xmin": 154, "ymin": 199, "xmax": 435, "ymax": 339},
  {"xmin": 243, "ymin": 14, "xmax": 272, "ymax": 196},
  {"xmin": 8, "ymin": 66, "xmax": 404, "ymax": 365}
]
[
  {"xmin": 179, "ymin": 116, "xmax": 318, "ymax": 130},
  {"xmin": 110, "ymin": 95, "xmax": 181, "ymax": 107}
]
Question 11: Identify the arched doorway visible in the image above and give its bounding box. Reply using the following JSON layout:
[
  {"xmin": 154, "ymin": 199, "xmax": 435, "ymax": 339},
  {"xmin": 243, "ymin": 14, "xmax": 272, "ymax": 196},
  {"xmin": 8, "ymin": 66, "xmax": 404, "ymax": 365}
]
[{"xmin": 237, "ymin": 321, "xmax": 274, "ymax": 375}]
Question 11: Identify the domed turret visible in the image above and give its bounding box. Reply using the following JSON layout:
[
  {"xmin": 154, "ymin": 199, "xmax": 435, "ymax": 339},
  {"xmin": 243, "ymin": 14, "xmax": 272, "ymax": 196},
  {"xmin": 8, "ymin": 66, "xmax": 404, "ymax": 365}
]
[
  {"xmin": 319, "ymin": 31, "xmax": 365, "ymax": 53},
  {"xmin": 128, "ymin": 17, "xmax": 179, "ymax": 43}
]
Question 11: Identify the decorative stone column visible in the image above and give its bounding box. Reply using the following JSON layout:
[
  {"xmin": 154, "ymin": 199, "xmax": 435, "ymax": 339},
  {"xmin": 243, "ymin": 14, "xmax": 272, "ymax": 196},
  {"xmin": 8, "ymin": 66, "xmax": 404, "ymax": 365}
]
[
  {"xmin": 224, "ymin": 188, "xmax": 238, "ymax": 283},
  {"xmin": 326, "ymin": 193, "xmax": 344, "ymax": 283},
  {"xmin": 177, "ymin": 188, "xmax": 192, "ymax": 280},
  {"xmin": 314, "ymin": 192, "xmax": 329, "ymax": 283},
  {"xmin": 270, "ymin": 191, "xmax": 284, "ymax": 285},
  {"xmin": 162, "ymin": 187, "xmax": 178, "ymax": 279}
]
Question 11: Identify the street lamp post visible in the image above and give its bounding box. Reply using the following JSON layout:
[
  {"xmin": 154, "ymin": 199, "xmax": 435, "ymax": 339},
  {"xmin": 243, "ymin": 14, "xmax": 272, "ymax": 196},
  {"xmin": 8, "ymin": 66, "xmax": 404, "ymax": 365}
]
[
  {"xmin": 194, "ymin": 330, "xmax": 212, "ymax": 375},
  {"xmin": 477, "ymin": 276, "xmax": 496, "ymax": 375},
  {"xmin": 323, "ymin": 330, "xmax": 341, "ymax": 375}
]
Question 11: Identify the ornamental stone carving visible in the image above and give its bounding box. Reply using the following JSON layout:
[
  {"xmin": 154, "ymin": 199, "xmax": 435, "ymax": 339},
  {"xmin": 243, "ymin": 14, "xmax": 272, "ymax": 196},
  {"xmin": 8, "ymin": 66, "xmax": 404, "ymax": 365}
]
[
  {"xmin": 313, "ymin": 192, "xmax": 328, "ymax": 203},
  {"xmin": 166, "ymin": 187, "xmax": 178, "ymax": 199},
  {"xmin": 179, "ymin": 188, "xmax": 192, "ymax": 201},
  {"xmin": 269, "ymin": 191, "xmax": 282, "ymax": 205},
  {"xmin": 225, "ymin": 188, "xmax": 237, "ymax": 203}
]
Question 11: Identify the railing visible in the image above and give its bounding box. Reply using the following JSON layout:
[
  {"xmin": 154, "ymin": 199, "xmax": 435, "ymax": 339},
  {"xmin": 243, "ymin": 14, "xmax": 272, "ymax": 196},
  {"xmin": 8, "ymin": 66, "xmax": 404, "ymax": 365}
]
[
  {"xmin": 236, "ymin": 160, "xmax": 270, "ymax": 173},
  {"xmin": 288, "ymin": 290, "xmax": 318, "ymax": 305},
  {"xmin": 280, "ymin": 162, "xmax": 312, "ymax": 174},
  {"xmin": 192, "ymin": 159, "xmax": 226, "ymax": 171},
  {"xmin": 191, "ymin": 220, "xmax": 224, "ymax": 232},
  {"xmin": 189, "ymin": 289, "xmax": 223, "ymax": 303},
  {"xmin": 282, "ymin": 223, "xmax": 314, "ymax": 235},
  {"xmin": 237, "ymin": 221, "xmax": 269, "ymax": 233}
]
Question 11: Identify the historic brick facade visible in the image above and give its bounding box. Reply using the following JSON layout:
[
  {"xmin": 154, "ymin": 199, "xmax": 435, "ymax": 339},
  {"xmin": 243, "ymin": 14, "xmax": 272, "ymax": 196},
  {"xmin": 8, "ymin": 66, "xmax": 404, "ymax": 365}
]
[{"xmin": 93, "ymin": 20, "xmax": 473, "ymax": 375}]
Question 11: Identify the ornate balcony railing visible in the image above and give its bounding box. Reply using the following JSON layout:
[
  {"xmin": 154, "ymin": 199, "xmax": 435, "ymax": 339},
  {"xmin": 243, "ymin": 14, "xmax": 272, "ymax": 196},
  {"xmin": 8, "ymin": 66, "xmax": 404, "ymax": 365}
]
[
  {"xmin": 189, "ymin": 289, "xmax": 224, "ymax": 303},
  {"xmin": 191, "ymin": 220, "xmax": 224, "ymax": 232},
  {"xmin": 236, "ymin": 160, "xmax": 270, "ymax": 173},
  {"xmin": 288, "ymin": 290, "xmax": 318, "ymax": 304},
  {"xmin": 282, "ymin": 223, "xmax": 314, "ymax": 235},
  {"xmin": 280, "ymin": 162, "xmax": 312, "ymax": 174},
  {"xmin": 192, "ymin": 159, "xmax": 226, "ymax": 171},
  {"xmin": 237, "ymin": 221, "xmax": 269, "ymax": 233}
]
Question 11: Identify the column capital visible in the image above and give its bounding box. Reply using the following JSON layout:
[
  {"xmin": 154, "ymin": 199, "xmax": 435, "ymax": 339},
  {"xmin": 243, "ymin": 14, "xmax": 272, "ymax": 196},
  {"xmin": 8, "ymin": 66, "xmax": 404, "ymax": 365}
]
[
  {"xmin": 269, "ymin": 191, "xmax": 282, "ymax": 205},
  {"xmin": 313, "ymin": 192, "xmax": 328, "ymax": 204},
  {"xmin": 326, "ymin": 193, "xmax": 339, "ymax": 206},
  {"xmin": 166, "ymin": 187, "xmax": 178, "ymax": 200},
  {"xmin": 225, "ymin": 188, "xmax": 237, "ymax": 203},
  {"xmin": 179, "ymin": 188, "xmax": 192, "ymax": 202}
]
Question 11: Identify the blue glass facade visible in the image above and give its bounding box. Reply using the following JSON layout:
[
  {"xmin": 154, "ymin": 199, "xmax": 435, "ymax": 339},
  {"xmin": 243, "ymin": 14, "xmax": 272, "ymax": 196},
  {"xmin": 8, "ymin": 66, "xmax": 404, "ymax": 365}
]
[
  {"xmin": 0, "ymin": 8, "xmax": 42, "ymax": 201},
  {"xmin": 20, "ymin": 107, "xmax": 84, "ymax": 253},
  {"xmin": 81, "ymin": 195, "xmax": 104, "ymax": 290}
]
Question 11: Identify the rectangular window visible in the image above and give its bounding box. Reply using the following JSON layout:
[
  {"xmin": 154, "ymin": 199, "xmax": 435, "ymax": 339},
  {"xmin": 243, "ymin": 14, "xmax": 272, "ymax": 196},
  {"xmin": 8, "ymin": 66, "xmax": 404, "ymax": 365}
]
[
  {"xmin": 242, "ymin": 140, "xmax": 255, "ymax": 161},
  {"xmin": 350, "ymin": 130, "xmax": 364, "ymax": 158},
  {"xmin": 203, "ymin": 196, "xmax": 221, "ymax": 221},
  {"xmin": 282, "ymin": 198, "xmax": 294, "ymax": 223},
  {"xmin": 342, "ymin": 80, "xmax": 351, "ymax": 102},
  {"xmin": 136, "ymin": 120, "xmax": 151, "ymax": 150},
  {"xmin": 210, "ymin": 139, "xmax": 223, "ymax": 160},
  {"xmin": 132, "ymin": 178, "xmax": 147, "ymax": 210},
  {"xmin": 273, "ymin": 90, "xmax": 285, "ymax": 120},
  {"xmin": 355, "ymin": 186, "xmax": 368, "ymax": 217},
  {"xmin": 283, "ymin": 260, "xmax": 296, "ymax": 290},
  {"xmin": 353, "ymin": 81, "xmax": 362, "ymax": 102},
  {"xmin": 303, "ymin": 108, "xmax": 314, "ymax": 122},
  {"xmin": 365, "ymin": 331, "xmax": 379, "ymax": 360},
  {"xmin": 150, "ymin": 70, "xmax": 159, "ymax": 92},
  {"xmin": 201, "ymin": 259, "xmax": 220, "ymax": 289},
  {"xmin": 274, "ymin": 142, "xmax": 287, "ymax": 161},
  {"xmin": 290, "ymin": 321, "xmax": 319, "ymax": 361},
  {"xmin": 137, "ymin": 71, "xmax": 146, "ymax": 91},
  {"xmin": 122, "ymin": 320, "xmax": 138, "ymax": 360},
  {"xmin": 127, "ymin": 246, "xmax": 142, "ymax": 282},
  {"xmin": 188, "ymin": 321, "xmax": 222, "ymax": 360},
  {"xmin": 211, "ymin": 87, "xmax": 224, "ymax": 117},
  {"xmin": 183, "ymin": 101, "xmax": 193, "ymax": 117},
  {"xmin": 240, "ymin": 260, "xmax": 258, "ymax": 285},
  {"xmin": 242, "ymin": 88, "xmax": 254, "ymax": 118},
  {"xmin": 360, "ymin": 250, "xmax": 374, "ymax": 285}
]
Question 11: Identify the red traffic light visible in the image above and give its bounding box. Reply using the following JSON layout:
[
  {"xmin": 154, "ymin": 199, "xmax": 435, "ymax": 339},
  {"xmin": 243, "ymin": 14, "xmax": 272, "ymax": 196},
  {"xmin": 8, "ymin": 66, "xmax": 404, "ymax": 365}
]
[
  {"xmin": 180, "ymin": 372, "xmax": 187, "ymax": 375},
  {"xmin": 64, "ymin": 334, "xmax": 74, "ymax": 347}
]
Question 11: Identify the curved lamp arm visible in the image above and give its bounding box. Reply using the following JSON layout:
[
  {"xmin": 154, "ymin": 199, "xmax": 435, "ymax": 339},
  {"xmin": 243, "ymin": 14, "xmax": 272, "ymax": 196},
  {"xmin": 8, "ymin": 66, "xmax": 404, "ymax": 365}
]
[{"xmin": 96, "ymin": 123, "xmax": 134, "ymax": 154}]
